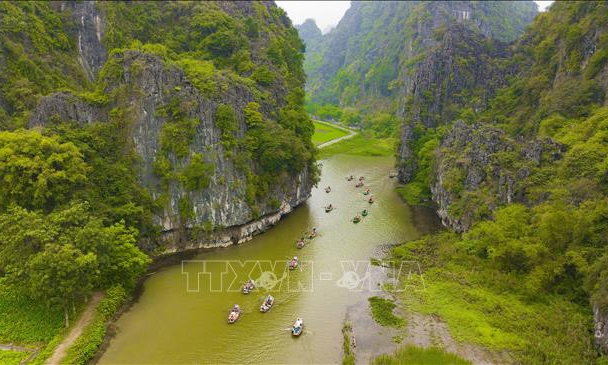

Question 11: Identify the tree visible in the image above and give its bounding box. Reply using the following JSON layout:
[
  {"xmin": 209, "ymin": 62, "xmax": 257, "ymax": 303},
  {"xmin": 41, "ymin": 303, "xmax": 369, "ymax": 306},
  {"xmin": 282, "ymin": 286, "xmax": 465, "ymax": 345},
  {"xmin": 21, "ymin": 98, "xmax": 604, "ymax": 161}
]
[
  {"xmin": 0, "ymin": 130, "xmax": 88, "ymax": 211},
  {"xmin": 27, "ymin": 243, "xmax": 96, "ymax": 327}
]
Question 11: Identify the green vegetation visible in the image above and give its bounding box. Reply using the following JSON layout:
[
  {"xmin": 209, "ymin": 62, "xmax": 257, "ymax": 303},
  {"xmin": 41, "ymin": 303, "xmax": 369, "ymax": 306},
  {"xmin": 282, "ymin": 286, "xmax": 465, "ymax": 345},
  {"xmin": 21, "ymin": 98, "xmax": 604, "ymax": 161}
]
[
  {"xmin": 0, "ymin": 350, "xmax": 30, "ymax": 365},
  {"xmin": 318, "ymin": 133, "xmax": 394, "ymax": 159},
  {"xmin": 368, "ymin": 296, "xmax": 405, "ymax": 328},
  {"xmin": 0, "ymin": 1, "xmax": 313, "ymax": 358},
  {"xmin": 384, "ymin": 2, "xmax": 608, "ymax": 363},
  {"xmin": 62, "ymin": 286, "xmax": 127, "ymax": 365},
  {"xmin": 312, "ymin": 121, "xmax": 349, "ymax": 146},
  {"xmin": 373, "ymin": 346, "xmax": 471, "ymax": 365},
  {"xmin": 298, "ymin": 2, "xmax": 536, "ymax": 115},
  {"xmin": 341, "ymin": 321, "xmax": 355, "ymax": 365}
]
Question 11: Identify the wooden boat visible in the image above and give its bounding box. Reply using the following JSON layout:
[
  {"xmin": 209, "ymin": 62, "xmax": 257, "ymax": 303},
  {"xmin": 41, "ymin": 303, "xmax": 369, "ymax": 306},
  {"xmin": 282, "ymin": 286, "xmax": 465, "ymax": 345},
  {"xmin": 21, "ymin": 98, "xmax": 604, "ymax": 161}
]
[
  {"xmin": 260, "ymin": 295, "xmax": 274, "ymax": 312},
  {"xmin": 308, "ymin": 228, "xmax": 317, "ymax": 239},
  {"xmin": 228, "ymin": 304, "xmax": 241, "ymax": 324},
  {"xmin": 325, "ymin": 205, "xmax": 333, "ymax": 213},
  {"xmin": 291, "ymin": 317, "xmax": 303, "ymax": 336},
  {"xmin": 242, "ymin": 279, "xmax": 255, "ymax": 294},
  {"xmin": 325, "ymin": 186, "xmax": 331, "ymax": 193},
  {"xmin": 355, "ymin": 181, "xmax": 363, "ymax": 188},
  {"xmin": 353, "ymin": 215, "xmax": 361, "ymax": 223},
  {"xmin": 289, "ymin": 256, "xmax": 299, "ymax": 270},
  {"xmin": 362, "ymin": 209, "xmax": 368, "ymax": 217},
  {"xmin": 368, "ymin": 197, "xmax": 374, "ymax": 204},
  {"xmin": 359, "ymin": 176, "xmax": 365, "ymax": 181},
  {"xmin": 363, "ymin": 189, "xmax": 370, "ymax": 195},
  {"xmin": 296, "ymin": 240, "xmax": 305, "ymax": 249}
]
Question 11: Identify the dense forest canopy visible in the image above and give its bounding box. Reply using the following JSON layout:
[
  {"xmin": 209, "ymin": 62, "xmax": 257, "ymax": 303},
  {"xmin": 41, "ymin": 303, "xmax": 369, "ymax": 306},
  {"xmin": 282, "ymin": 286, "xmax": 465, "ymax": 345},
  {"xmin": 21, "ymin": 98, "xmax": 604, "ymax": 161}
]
[{"xmin": 0, "ymin": 0, "xmax": 313, "ymax": 331}]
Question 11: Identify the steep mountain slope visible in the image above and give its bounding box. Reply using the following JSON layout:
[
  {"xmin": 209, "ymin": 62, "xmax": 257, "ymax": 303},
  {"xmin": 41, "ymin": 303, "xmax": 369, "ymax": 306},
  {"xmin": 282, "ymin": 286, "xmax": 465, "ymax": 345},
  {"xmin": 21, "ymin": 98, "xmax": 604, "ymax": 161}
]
[
  {"xmin": 0, "ymin": 1, "xmax": 315, "ymax": 253},
  {"xmin": 393, "ymin": 1, "xmax": 608, "ymax": 359},
  {"xmin": 300, "ymin": 1, "xmax": 537, "ymax": 113}
]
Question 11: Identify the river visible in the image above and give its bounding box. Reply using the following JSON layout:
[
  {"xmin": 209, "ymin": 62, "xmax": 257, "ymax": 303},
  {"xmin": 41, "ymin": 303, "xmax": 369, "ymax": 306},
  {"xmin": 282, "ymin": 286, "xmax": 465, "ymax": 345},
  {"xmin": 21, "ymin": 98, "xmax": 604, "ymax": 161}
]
[{"xmin": 98, "ymin": 154, "xmax": 439, "ymax": 364}]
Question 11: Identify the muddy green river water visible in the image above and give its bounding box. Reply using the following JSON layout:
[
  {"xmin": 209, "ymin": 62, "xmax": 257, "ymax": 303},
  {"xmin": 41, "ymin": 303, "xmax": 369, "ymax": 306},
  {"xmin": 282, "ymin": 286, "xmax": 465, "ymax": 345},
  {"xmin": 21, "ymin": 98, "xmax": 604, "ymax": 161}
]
[{"xmin": 98, "ymin": 155, "xmax": 438, "ymax": 364}]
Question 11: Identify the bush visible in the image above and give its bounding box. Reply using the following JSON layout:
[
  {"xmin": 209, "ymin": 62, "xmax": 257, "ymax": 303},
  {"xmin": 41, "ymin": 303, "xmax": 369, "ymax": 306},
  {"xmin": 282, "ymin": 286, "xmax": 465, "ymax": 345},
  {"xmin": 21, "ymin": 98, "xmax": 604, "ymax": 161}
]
[
  {"xmin": 368, "ymin": 296, "xmax": 405, "ymax": 327},
  {"xmin": 62, "ymin": 286, "xmax": 127, "ymax": 365}
]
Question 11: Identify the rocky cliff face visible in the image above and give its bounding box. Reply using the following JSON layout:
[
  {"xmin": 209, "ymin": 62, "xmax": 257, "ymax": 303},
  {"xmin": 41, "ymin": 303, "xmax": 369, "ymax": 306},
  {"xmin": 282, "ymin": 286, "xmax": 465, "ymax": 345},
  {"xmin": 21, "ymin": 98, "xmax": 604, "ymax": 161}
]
[
  {"xmin": 301, "ymin": 1, "xmax": 537, "ymax": 109},
  {"xmin": 397, "ymin": 25, "xmax": 512, "ymax": 182},
  {"xmin": 431, "ymin": 121, "xmax": 563, "ymax": 231},
  {"xmin": 21, "ymin": 1, "xmax": 315, "ymax": 254},
  {"xmin": 62, "ymin": 1, "xmax": 107, "ymax": 81},
  {"xmin": 30, "ymin": 50, "xmax": 313, "ymax": 253}
]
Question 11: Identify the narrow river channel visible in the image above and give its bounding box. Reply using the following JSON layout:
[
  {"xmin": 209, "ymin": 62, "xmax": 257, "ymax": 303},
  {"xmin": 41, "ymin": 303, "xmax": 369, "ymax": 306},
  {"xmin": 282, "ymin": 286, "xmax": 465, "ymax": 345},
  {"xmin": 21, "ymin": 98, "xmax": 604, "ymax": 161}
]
[{"xmin": 99, "ymin": 154, "xmax": 439, "ymax": 364}]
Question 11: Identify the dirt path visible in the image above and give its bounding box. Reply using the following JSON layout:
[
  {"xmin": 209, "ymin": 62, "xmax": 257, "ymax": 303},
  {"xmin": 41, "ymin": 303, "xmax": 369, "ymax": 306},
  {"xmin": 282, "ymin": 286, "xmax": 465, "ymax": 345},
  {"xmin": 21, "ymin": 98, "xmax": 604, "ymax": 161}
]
[
  {"xmin": 315, "ymin": 120, "xmax": 357, "ymax": 149},
  {"xmin": 45, "ymin": 292, "xmax": 104, "ymax": 365}
]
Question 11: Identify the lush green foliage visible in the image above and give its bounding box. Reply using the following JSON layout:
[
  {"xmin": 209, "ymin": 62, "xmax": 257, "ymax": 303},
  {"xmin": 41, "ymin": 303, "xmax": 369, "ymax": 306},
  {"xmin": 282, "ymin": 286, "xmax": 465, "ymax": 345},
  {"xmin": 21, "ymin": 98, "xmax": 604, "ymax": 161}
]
[
  {"xmin": 368, "ymin": 296, "xmax": 405, "ymax": 328},
  {"xmin": 0, "ymin": 349, "xmax": 30, "ymax": 365},
  {"xmin": 0, "ymin": 130, "xmax": 87, "ymax": 211},
  {"xmin": 0, "ymin": 201, "xmax": 148, "ymax": 325},
  {"xmin": 373, "ymin": 346, "xmax": 471, "ymax": 365},
  {"xmin": 62, "ymin": 286, "xmax": 127, "ymax": 365},
  {"xmin": 311, "ymin": 121, "xmax": 349, "ymax": 146},
  {"xmin": 317, "ymin": 133, "xmax": 394, "ymax": 160},
  {"xmin": 0, "ymin": 285, "xmax": 65, "ymax": 344},
  {"xmin": 299, "ymin": 2, "xmax": 536, "ymax": 114},
  {"xmin": 0, "ymin": 2, "xmax": 90, "ymax": 129},
  {"xmin": 341, "ymin": 321, "xmax": 355, "ymax": 365},
  {"xmin": 392, "ymin": 230, "xmax": 604, "ymax": 364}
]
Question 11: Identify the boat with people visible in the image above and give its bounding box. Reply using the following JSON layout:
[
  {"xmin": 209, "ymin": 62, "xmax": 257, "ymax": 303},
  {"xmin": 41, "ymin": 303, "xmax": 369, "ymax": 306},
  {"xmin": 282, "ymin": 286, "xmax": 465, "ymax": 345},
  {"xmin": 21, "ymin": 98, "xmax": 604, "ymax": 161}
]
[
  {"xmin": 308, "ymin": 227, "xmax": 317, "ymax": 239},
  {"xmin": 325, "ymin": 204, "xmax": 334, "ymax": 213},
  {"xmin": 325, "ymin": 186, "xmax": 331, "ymax": 193},
  {"xmin": 362, "ymin": 209, "xmax": 368, "ymax": 217},
  {"xmin": 368, "ymin": 196, "xmax": 374, "ymax": 204},
  {"xmin": 353, "ymin": 215, "xmax": 361, "ymax": 223},
  {"xmin": 346, "ymin": 175, "xmax": 354, "ymax": 181},
  {"xmin": 296, "ymin": 239, "xmax": 305, "ymax": 249},
  {"xmin": 291, "ymin": 317, "xmax": 303, "ymax": 336},
  {"xmin": 289, "ymin": 256, "xmax": 299, "ymax": 270},
  {"xmin": 355, "ymin": 181, "xmax": 364, "ymax": 188},
  {"xmin": 260, "ymin": 295, "xmax": 274, "ymax": 312},
  {"xmin": 227, "ymin": 304, "xmax": 241, "ymax": 324},
  {"xmin": 242, "ymin": 279, "xmax": 255, "ymax": 294},
  {"xmin": 359, "ymin": 176, "xmax": 365, "ymax": 181},
  {"xmin": 363, "ymin": 188, "xmax": 370, "ymax": 195}
]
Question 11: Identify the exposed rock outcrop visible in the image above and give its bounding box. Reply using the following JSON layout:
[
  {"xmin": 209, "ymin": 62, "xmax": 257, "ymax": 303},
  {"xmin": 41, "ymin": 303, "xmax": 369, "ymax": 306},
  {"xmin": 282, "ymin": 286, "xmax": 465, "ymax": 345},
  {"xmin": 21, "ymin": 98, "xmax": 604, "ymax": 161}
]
[
  {"xmin": 29, "ymin": 51, "xmax": 313, "ymax": 254},
  {"xmin": 397, "ymin": 25, "xmax": 512, "ymax": 182},
  {"xmin": 431, "ymin": 121, "xmax": 562, "ymax": 231},
  {"xmin": 595, "ymin": 304, "xmax": 608, "ymax": 355},
  {"xmin": 62, "ymin": 1, "xmax": 107, "ymax": 80}
]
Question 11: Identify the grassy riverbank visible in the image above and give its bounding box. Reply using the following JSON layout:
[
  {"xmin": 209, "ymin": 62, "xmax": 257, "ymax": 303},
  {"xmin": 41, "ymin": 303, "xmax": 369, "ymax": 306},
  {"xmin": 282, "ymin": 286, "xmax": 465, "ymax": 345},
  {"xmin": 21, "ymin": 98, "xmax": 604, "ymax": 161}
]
[
  {"xmin": 312, "ymin": 121, "xmax": 350, "ymax": 146},
  {"xmin": 387, "ymin": 232, "xmax": 606, "ymax": 365},
  {"xmin": 373, "ymin": 346, "xmax": 472, "ymax": 365},
  {"xmin": 318, "ymin": 133, "xmax": 394, "ymax": 159}
]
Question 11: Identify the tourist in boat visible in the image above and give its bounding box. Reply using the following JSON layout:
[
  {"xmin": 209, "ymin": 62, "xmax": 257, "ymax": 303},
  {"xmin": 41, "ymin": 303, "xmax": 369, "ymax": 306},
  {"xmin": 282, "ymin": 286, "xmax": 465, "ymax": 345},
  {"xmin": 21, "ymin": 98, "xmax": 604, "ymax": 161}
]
[
  {"xmin": 260, "ymin": 295, "xmax": 274, "ymax": 312},
  {"xmin": 362, "ymin": 209, "xmax": 368, "ymax": 216},
  {"xmin": 359, "ymin": 176, "xmax": 364, "ymax": 181},
  {"xmin": 347, "ymin": 175, "xmax": 354, "ymax": 181},
  {"xmin": 296, "ymin": 239, "xmax": 305, "ymax": 249},
  {"xmin": 355, "ymin": 181, "xmax": 363, "ymax": 188},
  {"xmin": 289, "ymin": 256, "xmax": 299, "ymax": 270},
  {"xmin": 363, "ymin": 188, "xmax": 370, "ymax": 195},
  {"xmin": 242, "ymin": 279, "xmax": 255, "ymax": 294},
  {"xmin": 228, "ymin": 304, "xmax": 241, "ymax": 323},
  {"xmin": 325, "ymin": 186, "xmax": 331, "ymax": 193},
  {"xmin": 309, "ymin": 227, "xmax": 317, "ymax": 238},
  {"xmin": 353, "ymin": 214, "xmax": 361, "ymax": 223},
  {"xmin": 292, "ymin": 317, "xmax": 303, "ymax": 336},
  {"xmin": 368, "ymin": 196, "xmax": 374, "ymax": 204},
  {"xmin": 325, "ymin": 204, "xmax": 333, "ymax": 212}
]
